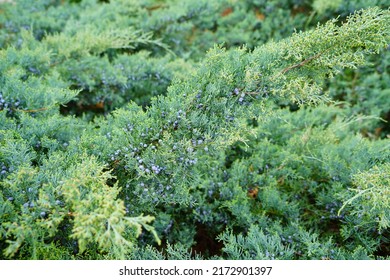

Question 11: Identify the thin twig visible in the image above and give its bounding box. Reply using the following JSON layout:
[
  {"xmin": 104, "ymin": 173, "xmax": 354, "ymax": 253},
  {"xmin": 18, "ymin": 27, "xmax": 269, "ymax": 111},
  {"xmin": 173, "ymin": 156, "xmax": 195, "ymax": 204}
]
[
  {"xmin": 281, "ymin": 51, "xmax": 324, "ymax": 74},
  {"xmin": 15, "ymin": 107, "xmax": 50, "ymax": 113}
]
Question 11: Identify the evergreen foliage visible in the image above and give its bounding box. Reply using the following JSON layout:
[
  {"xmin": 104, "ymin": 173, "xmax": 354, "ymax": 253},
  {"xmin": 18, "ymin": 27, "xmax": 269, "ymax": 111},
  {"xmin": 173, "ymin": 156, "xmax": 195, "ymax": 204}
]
[{"xmin": 0, "ymin": 0, "xmax": 389, "ymax": 260}]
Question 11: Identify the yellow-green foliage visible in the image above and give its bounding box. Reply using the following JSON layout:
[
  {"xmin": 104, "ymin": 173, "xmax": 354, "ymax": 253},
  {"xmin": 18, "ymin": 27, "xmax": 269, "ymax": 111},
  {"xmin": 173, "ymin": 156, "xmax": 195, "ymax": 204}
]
[{"xmin": 0, "ymin": 0, "xmax": 389, "ymax": 260}]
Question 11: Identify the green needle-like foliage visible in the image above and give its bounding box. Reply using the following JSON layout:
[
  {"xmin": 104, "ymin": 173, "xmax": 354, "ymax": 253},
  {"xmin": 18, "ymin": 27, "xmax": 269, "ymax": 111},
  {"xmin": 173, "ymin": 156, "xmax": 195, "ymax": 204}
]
[{"xmin": 0, "ymin": 0, "xmax": 389, "ymax": 260}]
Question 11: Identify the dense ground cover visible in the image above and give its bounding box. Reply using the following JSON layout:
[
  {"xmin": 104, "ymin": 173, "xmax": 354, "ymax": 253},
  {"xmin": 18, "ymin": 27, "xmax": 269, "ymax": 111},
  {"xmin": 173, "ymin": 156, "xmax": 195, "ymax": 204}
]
[{"xmin": 0, "ymin": 0, "xmax": 389, "ymax": 260}]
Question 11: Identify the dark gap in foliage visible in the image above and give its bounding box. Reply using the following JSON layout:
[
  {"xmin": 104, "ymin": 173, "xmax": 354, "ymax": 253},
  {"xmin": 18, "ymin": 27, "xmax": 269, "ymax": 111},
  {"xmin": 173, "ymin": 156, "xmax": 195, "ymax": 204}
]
[
  {"xmin": 224, "ymin": 142, "xmax": 252, "ymax": 169},
  {"xmin": 375, "ymin": 232, "xmax": 390, "ymax": 258},
  {"xmin": 60, "ymin": 100, "xmax": 106, "ymax": 117},
  {"xmin": 379, "ymin": 110, "xmax": 390, "ymax": 138},
  {"xmin": 192, "ymin": 222, "xmax": 223, "ymax": 257}
]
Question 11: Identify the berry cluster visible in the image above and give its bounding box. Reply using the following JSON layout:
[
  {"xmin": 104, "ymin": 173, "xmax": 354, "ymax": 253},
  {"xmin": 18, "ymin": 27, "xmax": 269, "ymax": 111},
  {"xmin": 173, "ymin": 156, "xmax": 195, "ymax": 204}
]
[
  {"xmin": 191, "ymin": 137, "xmax": 205, "ymax": 147},
  {"xmin": 27, "ymin": 66, "xmax": 41, "ymax": 76},
  {"xmin": 1, "ymin": 162, "xmax": 9, "ymax": 177},
  {"xmin": 163, "ymin": 219, "xmax": 174, "ymax": 235},
  {"xmin": 164, "ymin": 117, "xmax": 182, "ymax": 131},
  {"xmin": 264, "ymin": 250, "xmax": 276, "ymax": 260},
  {"xmin": 322, "ymin": 201, "xmax": 345, "ymax": 220},
  {"xmin": 23, "ymin": 201, "xmax": 35, "ymax": 208},
  {"xmin": 21, "ymin": 199, "xmax": 49, "ymax": 219},
  {"xmin": 194, "ymin": 206, "xmax": 213, "ymax": 223},
  {"xmin": 280, "ymin": 234, "xmax": 296, "ymax": 245},
  {"xmin": 137, "ymin": 159, "xmax": 165, "ymax": 175},
  {"xmin": 123, "ymin": 123, "xmax": 134, "ymax": 133},
  {"xmin": 178, "ymin": 155, "xmax": 198, "ymax": 166},
  {"xmin": 0, "ymin": 92, "xmax": 23, "ymax": 117},
  {"xmin": 225, "ymin": 115, "xmax": 235, "ymax": 122},
  {"xmin": 193, "ymin": 200, "xmax": 229, "ymax": 226},
  {"xmin": 229, "ymin": 87, "xmax": 252, "ymax": 106},
  {"xmin": 129, "ymin": 181, "xmax": 175, "ymax": 206},
  {"xmin": 100, "ymin": 73, "xmax": 117, "ymax": 87},
  {"xmin": 194, "ymin": 90, "xmax": 206, "ymax": 110}
]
